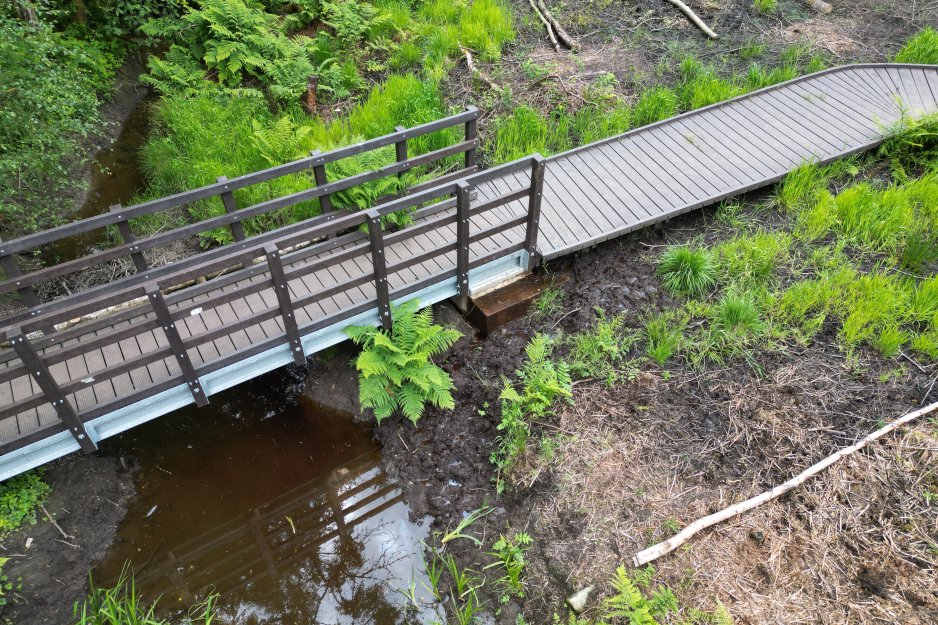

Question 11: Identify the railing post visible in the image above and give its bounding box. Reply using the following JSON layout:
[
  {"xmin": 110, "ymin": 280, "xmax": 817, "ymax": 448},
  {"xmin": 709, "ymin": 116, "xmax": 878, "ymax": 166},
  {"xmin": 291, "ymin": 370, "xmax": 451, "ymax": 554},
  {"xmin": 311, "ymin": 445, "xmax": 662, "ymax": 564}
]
[
  {"xmin": 145, "ymin": 283, "xmax": 208, "ymax": 406},
  {"xmin": 394, "ymin": 125, "xmax": 408, "ymax": 172},
  {"xmin": 524, "ymin": 155, "xmax": 546, "ymax": 270},
  {"xmin": 0, "ymin": 239, "xmax": 41, "ymax": 311},
  {"xmin": 455, "ymin": 181, "xmax": 471, "ymax": 311},
  {"xmin": 264, "ymin": 244, "xmax": 306, "ymax": 366},
  {"xmin": 9, "ymin": 330, "xmax": 97, "ymax": 453},
  {"xmin": 464, "ymin": 106, "xmax": 478, "ymax": 169},
  {"xmin": 216, "ymin": 176, "xmax": 246, "ymax": 242},
  {"xmin": 310, "ymin": 150, "xmax": 334, "ymax": 214},
  {"xmin": 110, "ymin": 204, "xmax": 148, "ymax": 272},
  {"xmin": 366, "ymin": 210, "xmax": 392, "ymax": 331}
]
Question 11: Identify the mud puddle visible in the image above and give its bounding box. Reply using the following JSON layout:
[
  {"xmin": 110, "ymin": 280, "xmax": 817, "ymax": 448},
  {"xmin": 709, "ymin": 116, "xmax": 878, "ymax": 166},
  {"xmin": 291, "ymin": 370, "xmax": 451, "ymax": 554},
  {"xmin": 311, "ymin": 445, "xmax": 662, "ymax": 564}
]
[{"xmin": 95, "ymin": 367, "xmax": 437, "ymax": 625}]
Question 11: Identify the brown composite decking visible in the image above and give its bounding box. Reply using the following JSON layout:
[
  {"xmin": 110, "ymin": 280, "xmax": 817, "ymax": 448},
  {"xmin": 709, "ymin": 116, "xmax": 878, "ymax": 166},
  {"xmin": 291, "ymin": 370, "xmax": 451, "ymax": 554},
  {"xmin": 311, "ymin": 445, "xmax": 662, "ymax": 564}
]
[{"xmin": 0, "ymin": 63, "xmax": 936, "ymax": 475}]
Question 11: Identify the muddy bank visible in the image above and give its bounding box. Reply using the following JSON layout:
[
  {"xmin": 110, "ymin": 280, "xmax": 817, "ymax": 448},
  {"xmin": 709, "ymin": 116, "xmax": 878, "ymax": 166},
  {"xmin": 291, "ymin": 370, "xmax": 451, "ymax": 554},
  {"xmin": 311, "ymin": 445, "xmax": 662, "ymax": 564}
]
[{"xmin": 0, "ymin": 455, "xmax": 134, "ymax": 625}]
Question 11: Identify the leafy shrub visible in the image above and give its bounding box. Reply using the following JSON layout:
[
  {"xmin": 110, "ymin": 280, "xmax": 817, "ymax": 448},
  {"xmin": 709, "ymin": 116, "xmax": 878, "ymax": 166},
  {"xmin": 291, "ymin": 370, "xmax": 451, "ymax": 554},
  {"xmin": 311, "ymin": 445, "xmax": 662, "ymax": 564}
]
[
  {"xmin": 0, "ymin": 471, "xmax": 50, "ymax": 539},
  {"xmin": 141, "ymin": 0, "xmax": 317, "ymax": 101},
  {"xmin": 345, "ymin": 300, "xmax": 462, "ymax": 424},
  {"xmin": 0, "ymin": 16, "xmax": 119, "ymax": 234},
  {"xmin": 658, "ymin": 245, "xmax": 717, "ymax": 297},
  {"xmin": 894, "ymin": 27, "xmax": 938, "ymax": 64}
]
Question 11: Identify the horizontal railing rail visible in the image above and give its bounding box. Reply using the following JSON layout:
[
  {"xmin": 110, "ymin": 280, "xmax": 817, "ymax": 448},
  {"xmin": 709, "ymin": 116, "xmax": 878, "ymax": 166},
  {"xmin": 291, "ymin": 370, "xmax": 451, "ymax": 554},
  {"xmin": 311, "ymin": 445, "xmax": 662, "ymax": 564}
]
[
  {"xmin": 0, "ymin": 107, "xmax": 481, "ymax": 325},
  {"xmin": 0, "ymin": 155, "xmax": 545, "ymax": 456}
]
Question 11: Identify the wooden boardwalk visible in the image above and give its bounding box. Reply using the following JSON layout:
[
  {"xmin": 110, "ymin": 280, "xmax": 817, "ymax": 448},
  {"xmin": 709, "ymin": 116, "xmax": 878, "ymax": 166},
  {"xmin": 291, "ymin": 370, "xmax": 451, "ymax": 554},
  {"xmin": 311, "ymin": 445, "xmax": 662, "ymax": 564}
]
[{"xmin": 0, "ymin": 64, "xmax": 935, "ymax": 479}]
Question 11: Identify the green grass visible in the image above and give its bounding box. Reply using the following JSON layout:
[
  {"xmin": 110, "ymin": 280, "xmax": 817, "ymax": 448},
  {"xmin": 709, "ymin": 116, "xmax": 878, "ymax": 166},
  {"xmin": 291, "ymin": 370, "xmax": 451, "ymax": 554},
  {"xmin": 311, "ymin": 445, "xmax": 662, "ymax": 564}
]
[
  {"xmin": 645, "ymin": 312, "xmax": 685, "ymax": 364},
  {"xmin": 752, "ymin": 0, "xmax": 777, "ymax": 13},
  {"xmin": 568, "ymin": 310, "xmax": 637, "ymax": 384},
  {"xmin": 632, "ymin": 85, "xmax": 679, "ymax": 128},
  {"xmin": 489, "ymin": 106, "xmax": 572, "ymax": 164},
  {"xmin": 714, "ymin": 231, "xmax": 791, "ymax": 287},
  {"xmin": 677, "ymin": 57, "xmax": 744, "ymax": 110},
  {"xmin": 894, "ymin": 26, "xmax": 938, "ymax": 64},
  {"xmin": 658, "ymin": 245, "xmax": 717, "ymax": 297},
  {"xmin": 74, "ymin": 564, "xmax": 216, "ymax": 625}
]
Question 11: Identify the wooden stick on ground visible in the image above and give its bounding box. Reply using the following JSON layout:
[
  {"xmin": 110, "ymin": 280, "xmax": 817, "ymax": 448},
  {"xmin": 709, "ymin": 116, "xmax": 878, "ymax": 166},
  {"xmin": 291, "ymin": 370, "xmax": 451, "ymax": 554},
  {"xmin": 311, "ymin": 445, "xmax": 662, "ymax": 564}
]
[
  {"xmin": 663, "ymin": 0, "xmax": 719, "ymax": 40},
  {"xmin": 803, "ymin": 0, "xmax": 833, "ymax": 13},
  {"xmin": 633, "ymin": 400, "xmax": 938, "ymax": 567},
  {"xmin": 461, "ymin": 47, "xmax": 503, "ymax": 91},
  {"xmin": 529, "ymin": 0, "xmax": 561, "ymax": 52},
  {"xmin": 536, "ymin": 0, "xmax": 577, "ymax": 50}
]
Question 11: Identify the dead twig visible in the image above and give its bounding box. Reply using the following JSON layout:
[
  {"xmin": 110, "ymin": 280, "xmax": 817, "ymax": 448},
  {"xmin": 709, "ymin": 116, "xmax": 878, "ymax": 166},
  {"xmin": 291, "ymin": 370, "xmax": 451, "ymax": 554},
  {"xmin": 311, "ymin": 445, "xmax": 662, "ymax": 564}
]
[
  {"xmin": 40, "ymin": 503, "xmax": 74, "ymax": 540},
  {"xmin": 662, "ymin": 0, "xmax": 719, "ymax": 40},
  {"xmin": 461, "ymin": 46, "xmax": 503, "ymax": 92},
  {"xmin": 633, "ymin": 400, "xmax": 938, "ymax": 566}
]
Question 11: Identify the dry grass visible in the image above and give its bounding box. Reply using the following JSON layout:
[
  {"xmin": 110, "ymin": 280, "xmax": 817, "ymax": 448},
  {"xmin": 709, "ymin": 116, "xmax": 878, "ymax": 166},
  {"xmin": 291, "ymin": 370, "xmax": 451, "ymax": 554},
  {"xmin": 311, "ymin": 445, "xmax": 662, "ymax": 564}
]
[{"xmin": 517, "ymin": 356, "xmax": 938, "ymax": 624}]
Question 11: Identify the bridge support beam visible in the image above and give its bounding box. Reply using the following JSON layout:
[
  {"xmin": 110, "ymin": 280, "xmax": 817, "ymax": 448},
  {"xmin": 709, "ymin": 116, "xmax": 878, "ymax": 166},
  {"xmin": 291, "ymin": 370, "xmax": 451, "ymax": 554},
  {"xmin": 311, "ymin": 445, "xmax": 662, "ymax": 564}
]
[
  {"xmin": 9, "ymin": 331, "xmax": 97, "ymax": 453},
  {"xmin": 264, "ymin": 244, "xmax": 306, "ymax": 366},
  {"xmin": 524, "ymin": 155, "xmax": 546, "ymax": 270},
  {"xmin": 454, "ymin": 181, "xmax": 471, "ymax": 311},
  {"xmin": 366, "ymin": 210, "xmax": 392, "ymax": 331},
  {"xmin": 146, "ymin": 283, "xmax": 209, "ymax": 407}
]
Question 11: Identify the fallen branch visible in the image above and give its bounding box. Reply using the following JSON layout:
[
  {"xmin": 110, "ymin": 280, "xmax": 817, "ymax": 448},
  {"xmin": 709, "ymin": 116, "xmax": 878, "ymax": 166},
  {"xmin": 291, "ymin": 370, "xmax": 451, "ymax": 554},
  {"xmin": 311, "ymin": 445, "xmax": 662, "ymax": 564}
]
[
  {"xmin": 536, "ymin": 0, "xmax": 577, "ymax": 50},
  {"xmin": 461, "ymin": 46, "xmax": 503, "ymax": 91},
  {"xmin": 633, "ymin": 400, "xmax": 938, "ymax": 567},
  {"xmin": 662, "ymin": 0, "xmax": 719, "ymax": 40},
  {"xmin": 529, "ymin": 0, "xmax": 561, "ymax": 52},
  {"xmin": 40, "ymin": 503, "xmax": 74, "ymax": 540},
  {"xmin": 802, "ymin": 0, "xmax": 833, "ymax": 13}
]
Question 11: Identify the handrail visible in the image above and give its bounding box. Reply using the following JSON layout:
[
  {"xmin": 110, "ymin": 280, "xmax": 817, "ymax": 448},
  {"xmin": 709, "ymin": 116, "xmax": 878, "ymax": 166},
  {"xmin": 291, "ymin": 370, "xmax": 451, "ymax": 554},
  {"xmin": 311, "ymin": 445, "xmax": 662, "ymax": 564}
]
[
  {"xmin": 0, "ymin": 155, "xmax": 545, "ymax": 454},
  {"xmin": 0, "ymin": 107, "xmax": 481, "ymax": 315}
]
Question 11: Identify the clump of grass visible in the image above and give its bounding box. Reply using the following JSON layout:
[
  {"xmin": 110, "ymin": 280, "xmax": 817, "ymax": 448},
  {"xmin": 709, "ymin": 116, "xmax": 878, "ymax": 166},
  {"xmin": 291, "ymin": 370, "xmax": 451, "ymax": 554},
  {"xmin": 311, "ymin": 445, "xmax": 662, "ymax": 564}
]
[
  {"xmin": 894, "ymin": 26, "xmax": 938, "ymax": 64},
  {"xmin": 677, "ymin": 56, "xmax": 743, "ymax": 110},
  {"xmin": 753, "ymin": 0, "xmax": 777, "ymax": 13},
  {"xmin": 713, "ymin": 292, "xmax": 764, "ymax": 335},
  {"xmin": 715, "ymin": 231, "xmax": 791, "ymax": 287},
  {"xmin": 632, "ymin": 86, "xmax": 678, "ymax": 128},
  {"xmin": 74, "ymin": 564, "xmax": 217, "ymax": 625},
  {"xmin": 530, "ymin": 284, "xmax": 565, "ymax": 320},
  {"xmin": 658, "ymin": 245, "xmax": 717, "ymax": 297},
  {"xmin": 777, "ymin": 162, "xmax": 829, "ymax": 213},
  {"xmin": 489, "ymin": 106, "xmax": 571, "ymax": 164},
  {"xmin": 645, "ymin": 312, "xmax": 685, "ymax": 364}
]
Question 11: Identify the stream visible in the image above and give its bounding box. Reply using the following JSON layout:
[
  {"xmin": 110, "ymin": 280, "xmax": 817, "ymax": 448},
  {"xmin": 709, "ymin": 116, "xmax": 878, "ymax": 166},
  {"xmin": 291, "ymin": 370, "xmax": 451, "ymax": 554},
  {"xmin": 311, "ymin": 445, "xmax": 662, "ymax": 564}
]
[{"xmin": 95, "ymin": 367, "xmax": 438, "ymax": 625}]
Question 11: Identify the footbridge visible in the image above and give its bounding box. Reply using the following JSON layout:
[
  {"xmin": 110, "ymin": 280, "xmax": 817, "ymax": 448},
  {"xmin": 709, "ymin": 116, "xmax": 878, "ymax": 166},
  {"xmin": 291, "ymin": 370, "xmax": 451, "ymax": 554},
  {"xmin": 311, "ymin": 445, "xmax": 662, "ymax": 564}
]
[{"xmin": 0, "ymin": 64, "xmax": 935, "ymax": 479}]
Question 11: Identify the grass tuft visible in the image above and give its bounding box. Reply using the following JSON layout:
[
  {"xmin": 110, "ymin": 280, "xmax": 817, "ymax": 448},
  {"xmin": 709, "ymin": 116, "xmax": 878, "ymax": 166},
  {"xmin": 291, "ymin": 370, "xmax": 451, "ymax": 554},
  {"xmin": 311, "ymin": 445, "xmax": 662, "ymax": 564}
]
[
  {"xmin": 894, "ymin": 26, "xmax": 938, "ymax": 64},
  {"xmin": 658, "ymin": 245, "xmax": 717, "ymax": 297}
]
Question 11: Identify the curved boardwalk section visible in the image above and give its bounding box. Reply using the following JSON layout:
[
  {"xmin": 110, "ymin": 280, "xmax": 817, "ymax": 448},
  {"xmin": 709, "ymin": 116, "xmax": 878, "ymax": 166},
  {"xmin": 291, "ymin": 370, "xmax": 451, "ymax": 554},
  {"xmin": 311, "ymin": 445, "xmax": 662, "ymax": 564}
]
[
  {"xmin": 0, "ymin": 64, "xmax": 935, "ymax": 478},
  {"xmin": 476, "ymin": 64, "xmax": 938, "ymax": 260}
]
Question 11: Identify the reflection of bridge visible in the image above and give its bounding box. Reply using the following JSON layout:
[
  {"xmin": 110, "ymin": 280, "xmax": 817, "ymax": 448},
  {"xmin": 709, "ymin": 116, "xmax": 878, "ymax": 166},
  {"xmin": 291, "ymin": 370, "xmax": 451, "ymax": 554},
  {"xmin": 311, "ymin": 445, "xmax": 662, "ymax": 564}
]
[
  {"xmin": 126, "ymin": 451, "xmax": 417, "ymax": 620},
  {"xmin": 1, "ymin": 64, "xmax": 937, "ymax": 479}
]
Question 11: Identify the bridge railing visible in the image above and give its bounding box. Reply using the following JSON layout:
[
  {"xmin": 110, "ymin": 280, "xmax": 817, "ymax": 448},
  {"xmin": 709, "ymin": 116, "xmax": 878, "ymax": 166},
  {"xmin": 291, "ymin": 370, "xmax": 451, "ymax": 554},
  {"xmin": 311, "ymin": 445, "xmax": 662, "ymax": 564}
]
[
  {"xmin": 0, "ymin": 155, "xmax": 545, "ymax": 455},
  {"xmin": 0, "ymin": 107, "xmax": 481, "ymax": 331}
]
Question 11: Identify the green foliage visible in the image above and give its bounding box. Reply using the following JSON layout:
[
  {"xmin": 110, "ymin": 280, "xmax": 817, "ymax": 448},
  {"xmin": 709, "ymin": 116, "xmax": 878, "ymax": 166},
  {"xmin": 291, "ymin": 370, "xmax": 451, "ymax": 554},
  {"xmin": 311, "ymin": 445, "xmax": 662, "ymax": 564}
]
[
  {"xmin": 632, "ymin": 86, "xmax": 679, "ymax": 128},
  {"xmin": 73, "ymin": 564, "xmax": 217, "ymax": 625},
  {"xmin": 777, "ymin": 162, "xmax": 829, "ymax": 213},
  {"xmin": 644, "ymin": 312, "xmax": 685, "ymax": 365},
  {"xmin": 569, "ymin": 309, "xmax": 637, "ymax": 385},
  {"xmin": 658, "ymin": 246, "xmax": 717, "ymax": 297},
  {"xmin": 531, "ymin": 285, "xmax": 565, "ymax": 320},
  {"xmin": 345, "ymin": 300, "xmax": 462, "ymax": 424},
  {"xmin": 0, "ymin": 15, "xmax": 119, "ymax": 234},
  {"xmin": 894, "ymin": 27, "xmax": 938, "ymax": 65},
  {"xmin": 752, "ymin": 0, "xmax": 777, "ymax": 13},
  {"xmin": 489, "ymin": 106, "xmax": 572, "ymax": 164},
  {"xmin": 0, "ymin": 471, "xmax": 50, "ymax": 539},
  {"xmin": 491, "ymin": 335, "xmax": 572, "ymax": 493},
  {"xmin": 712, "ymin": 292, "xmax": 764, "ymax": 336},
  {"xmin": 878, "ymin": 113, "xmax": 938, "ymax": 181},
  {"xmin": 486, "ymin": 532, "xmax": 533, "ymax": 601},
  {"xmin": 676, "ymin": 57, "xmax": 743, "ymax": 111},
  {"xmin": 142, "ymin": 0, "xmax": 318, "ymax": 102},
  {"xmin": 714, "ymin": 231, "xmax": 791, "ymax": 288}
]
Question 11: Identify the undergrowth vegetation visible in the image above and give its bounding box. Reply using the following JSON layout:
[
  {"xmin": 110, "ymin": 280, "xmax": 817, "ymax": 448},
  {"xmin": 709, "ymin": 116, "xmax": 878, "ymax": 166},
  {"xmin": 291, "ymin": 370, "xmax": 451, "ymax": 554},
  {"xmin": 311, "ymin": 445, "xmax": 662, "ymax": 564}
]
[{"xmin": 345, "ymin": 300, "xmax": 462, "ymax": 424}]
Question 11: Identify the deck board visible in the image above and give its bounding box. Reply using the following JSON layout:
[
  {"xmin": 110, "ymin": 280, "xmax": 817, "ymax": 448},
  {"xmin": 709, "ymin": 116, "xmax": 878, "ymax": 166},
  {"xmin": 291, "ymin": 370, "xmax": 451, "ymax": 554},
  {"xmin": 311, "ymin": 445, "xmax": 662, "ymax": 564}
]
[{"xmin": 1, "ymin": 64, "xmax": 936, "ymax": 474}]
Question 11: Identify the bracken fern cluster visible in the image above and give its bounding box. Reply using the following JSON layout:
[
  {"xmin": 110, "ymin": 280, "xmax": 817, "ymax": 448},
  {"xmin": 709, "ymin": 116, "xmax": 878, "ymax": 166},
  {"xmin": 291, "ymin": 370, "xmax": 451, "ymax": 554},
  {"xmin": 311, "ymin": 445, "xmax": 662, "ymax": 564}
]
[{"xmin": 345, "ymin": 300, "xmax": 462, "ymax": 424}]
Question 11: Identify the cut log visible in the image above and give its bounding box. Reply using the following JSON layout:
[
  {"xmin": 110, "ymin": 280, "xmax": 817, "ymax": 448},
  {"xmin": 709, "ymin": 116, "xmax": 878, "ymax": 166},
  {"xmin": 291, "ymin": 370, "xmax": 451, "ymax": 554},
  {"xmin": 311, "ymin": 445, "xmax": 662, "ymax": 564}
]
[
  {"xmin": 663, "ymin": 0, "xmax": 719, "ymax": 40},
  {"xmin": 633, "ymin": 400, "xmax": 938, "ymax": 567},
  {"xmin": 536, "ymin": 0, "xmax": 577, "ymax": 50},
  {"xmin": 803, "ymin": 0, "xmax": 833, "ymax": 13}
]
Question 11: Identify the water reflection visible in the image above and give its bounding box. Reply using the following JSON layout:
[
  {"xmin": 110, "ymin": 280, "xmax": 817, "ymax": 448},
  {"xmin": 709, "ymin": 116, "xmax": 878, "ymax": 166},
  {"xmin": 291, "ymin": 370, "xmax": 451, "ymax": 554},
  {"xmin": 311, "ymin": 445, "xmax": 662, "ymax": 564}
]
[{"xmin": 97, "ymin": 369, "xmax": 437, "ymax": 625}]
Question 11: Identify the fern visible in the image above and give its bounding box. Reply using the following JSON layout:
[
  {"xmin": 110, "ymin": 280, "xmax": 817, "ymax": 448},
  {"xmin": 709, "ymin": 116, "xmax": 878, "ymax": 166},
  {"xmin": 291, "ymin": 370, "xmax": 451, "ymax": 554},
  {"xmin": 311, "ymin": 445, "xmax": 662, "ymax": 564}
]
[
  {"xmin": 344, "ymin": 300, "xmax": 462, "ymax": 424},
  {"xmin": 601, "ymin": 567, "xmax": 657, "ymax": 625}
]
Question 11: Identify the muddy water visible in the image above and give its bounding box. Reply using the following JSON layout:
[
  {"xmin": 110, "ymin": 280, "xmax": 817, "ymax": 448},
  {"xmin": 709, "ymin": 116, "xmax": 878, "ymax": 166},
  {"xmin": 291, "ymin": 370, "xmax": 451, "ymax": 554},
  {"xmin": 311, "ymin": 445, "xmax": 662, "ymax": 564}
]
[
  {"xmin": 96, "ymin": 367, "xmax": 438, "ymax": 625},
  {"xmin": 41, "ymin": 95, "xmax": 152, "ymax": 264}
]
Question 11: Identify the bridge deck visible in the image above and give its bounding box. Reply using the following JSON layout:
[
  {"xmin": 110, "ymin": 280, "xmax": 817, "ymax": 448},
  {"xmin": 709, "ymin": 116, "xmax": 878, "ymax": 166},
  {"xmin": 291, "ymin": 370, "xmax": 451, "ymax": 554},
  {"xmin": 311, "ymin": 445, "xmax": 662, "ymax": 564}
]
[{"xmin": 0, "ymin": 64, "xmax": 936, "ymax": 479}]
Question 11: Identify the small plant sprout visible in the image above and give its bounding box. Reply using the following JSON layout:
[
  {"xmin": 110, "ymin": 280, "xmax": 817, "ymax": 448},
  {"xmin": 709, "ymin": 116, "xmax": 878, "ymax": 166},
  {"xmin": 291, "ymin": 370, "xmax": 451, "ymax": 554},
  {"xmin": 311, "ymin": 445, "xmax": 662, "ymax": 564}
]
[
  {"xmin": 485, "ymin": 532, "xmax": 533, "ymax": 602},
  {"xmin": 345, "ymin": 300, "xmax": 462, "ymax": 424},
  {"xmin": 658, "ymin": 245, "xmax": 717, "ymax": 297},
  {"xmin": 440, "ymin": 506, "xmax": 492, "ymax": 546}
]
